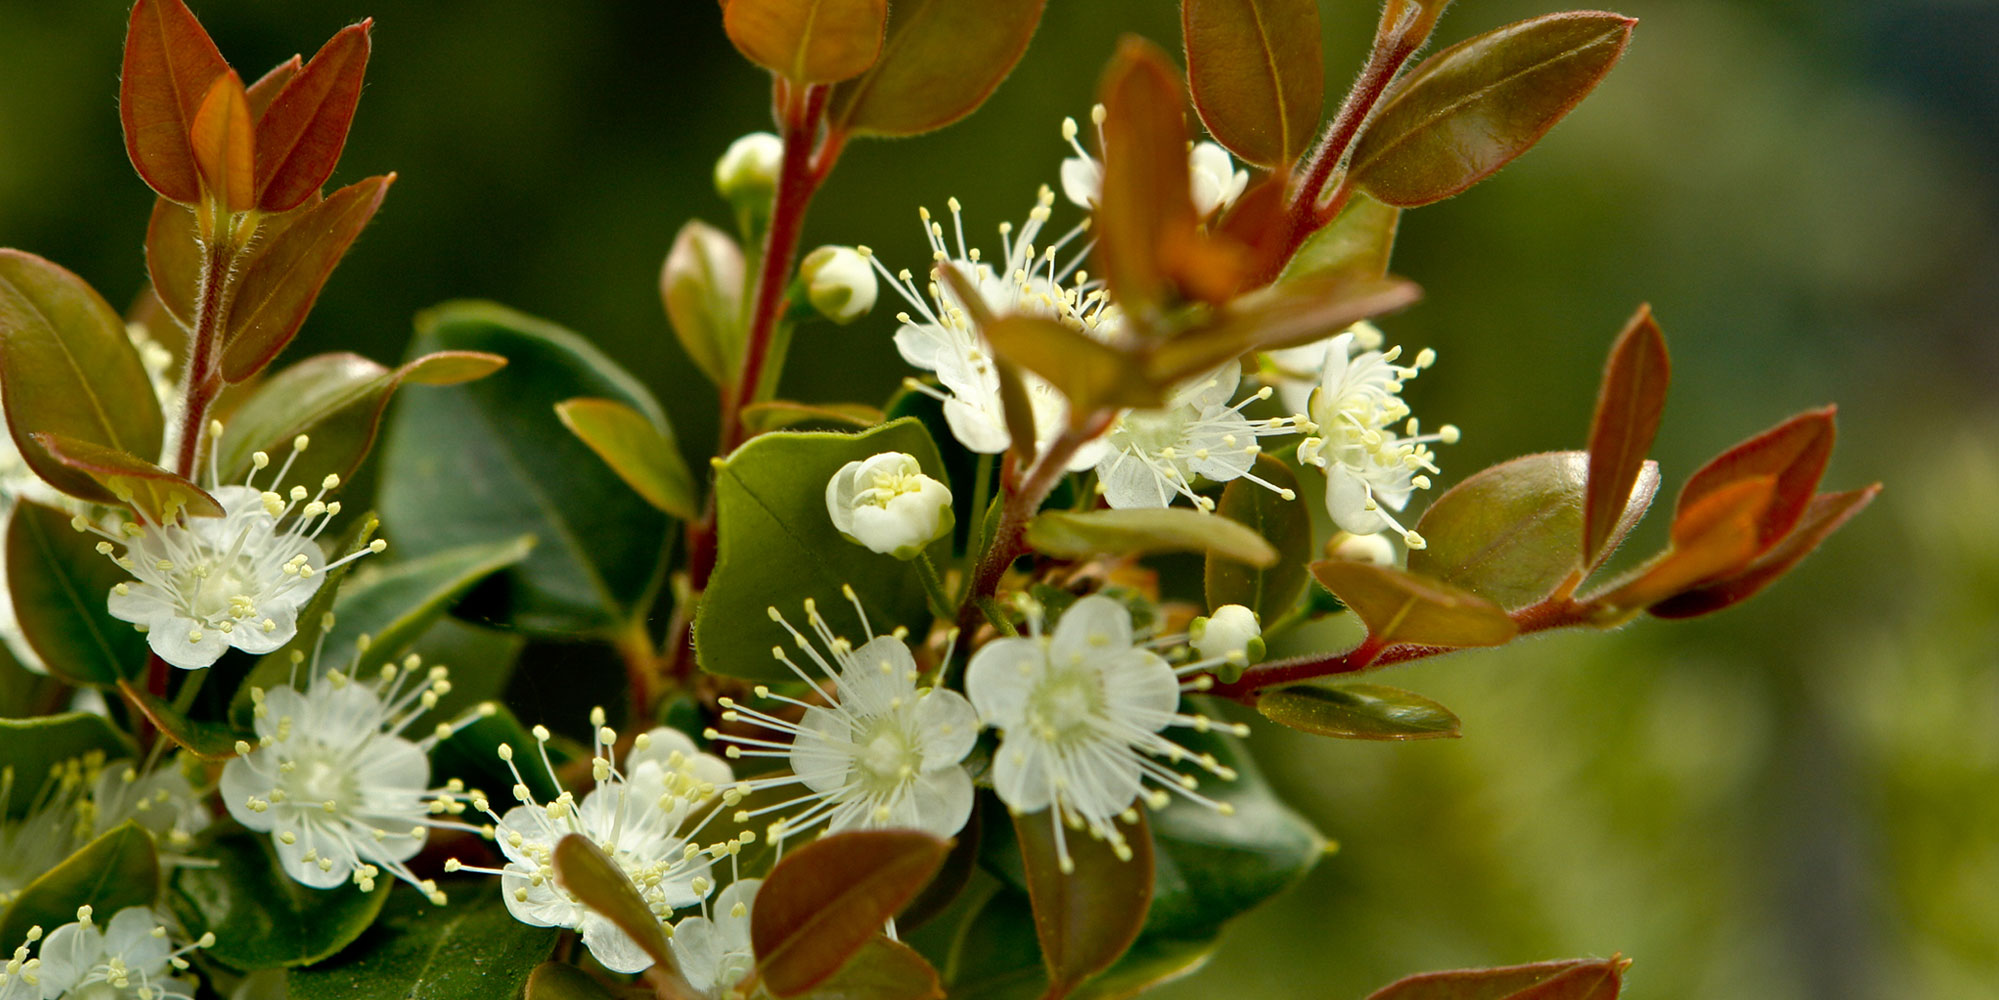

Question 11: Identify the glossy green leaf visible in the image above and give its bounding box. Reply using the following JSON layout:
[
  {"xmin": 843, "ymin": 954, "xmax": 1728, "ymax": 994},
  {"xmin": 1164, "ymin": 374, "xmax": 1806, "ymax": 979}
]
[
  {"xmin": 167, "ymin": 833, "xmax": 389, "ymax": 970},
  {"xmin": 1026, "ymin": 509, "xmax": 1277, "ymax": 568},
  {"xmin": 4, "ymin": 500, "xmax": 148, "ymax": 687},
  {"xmin": 221, "ymin": 174, "xmax": 395, "ymax": 382},
  {"xmin": 0, "ymin": 249, "xmax": 164, "ymax": 505},
  {"xmin": 984, "ymin": 314, "xmax": 1164, "ymax": 414},
  {"xmin": 0, "ymin": 821, "xmax": 159, "ymax": 946},
  {"xmin": 327, "ymin": 535, "xmax": 536, "ymax": 663},
  {"xmin": 725, "ymin": 0, "xmax": 889, "ymax": 84},
  {"xmin": 1014, "ymin": 809, "xmax": 1151, "ymax": 996},
  {"xmin": 1309, "ymin": 560, "xmax": 1518, "ymax": 648},
  {"xmin": 119, "ymin": 0, "xmax": 229, "ymax": 204},
  {"xmin": 754, "ymin": 830, "xmax": 951, "ymax": 997},
  {"xmin": 1364, "ymin": 956, "xmax": 1630, "ymax": 999},
  {"xmin": 1410, "ymin": 452, "xmax": 1658, "ymax": 611},
  {"xmin": 254, "ymin": 21, "xmax": 372, "ymax": 213},
  {"xmin": 743, "ymin": 400, "xmax": 885, "ymax": 434},
  {"xmin": 432, "ymin": 701, "xmax": 557, "ymax": 805},
  {"xmin": 1583, "ymin": 306, "xmax": 1669, "ymax": 568},
  {"xmin": 662, "ymin": 219, "xmax": 746, "ymax": 387},
  {"xmin": 1279, "ymin": 193, "xmax": 1400, "ymax": 283},
  {"xmin": 0, "ymin": 713, "xmax": 132, "ymax": 818},
  {"xmin": 1258, "ymin": 681, "xmax": 1461, "ymax": 740},
  {"xmin": 379, "ymin": 301, "xmax": 673, "ymax": 636},
  {"xmin": 217, "ymin": 350, "xmax": 507, "ymax": 490},
  {"xmin": 32, "ymin": 433, "xmax": 221, "ymax": 524},
  {"xmin": 118, "ymin": 677, "xmax": 241, "ymax": 760},
  {"xmin": 828, "ymin": 0, "xmax": 1046, "ymax": 137},
  {"xmin": 555, "ymin": 398, "xmax": 697, "ymax": 521},
  {"xmin": 524, "ymin": 962, "xmax": 620, "ymax": 1000},
  {"xmin": 1348, "ymin": 12, "xmax": 1636, "ymax": 207},
  {"xmin": 551, "ymin": 835, "xmax": 679, "ymax": 977},
  {"xmin": 696, "ymin": 419, "xmax": 945, "ymax": 681},
  {"xmin": 1183, "ymin": 0, "xmax": 1324, "ymax": 167},
  {"xmin": 1206, "ymin": 456, "xmax": 1310, "ymax": 621},
  {"xmin": 286, "ymin": 882, "xmax": 558, "ymax": 1000}
]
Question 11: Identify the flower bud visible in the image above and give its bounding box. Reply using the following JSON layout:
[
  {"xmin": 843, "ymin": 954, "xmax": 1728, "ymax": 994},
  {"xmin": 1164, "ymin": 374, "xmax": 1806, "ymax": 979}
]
[
  {"xmin": 826, "ymin": 452, "xmax": 954, "ymax": 560},
  {"xmin": 800, "ymin": 245, "xmax": 878, "ymax": 325},
  {"xmin": 662, "ymin": 220, "xmax": 747, "ymax": 385},
  {"xmin": 1188, "ymin": 142, "xmax": 1249, "ymax": 218},
  {"xmin": 713, "ymin": 132, "xmax": 782, "ymax": 210},
  {"xmin": 1189, "ymin": 604, "xmax": 1264, "ymax": 682},
  {"xmin": 1328, "ymin": 531, "xmax": 1399, "ymax": 566}
]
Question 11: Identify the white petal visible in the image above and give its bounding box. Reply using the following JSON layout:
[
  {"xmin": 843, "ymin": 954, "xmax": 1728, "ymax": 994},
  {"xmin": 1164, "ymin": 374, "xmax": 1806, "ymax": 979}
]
[
  {"xmin": 1047, "ymin": 596, "xmax": 1133, "ymax": 669},
  {"xmin": 912, "ymin": 688, "xmax": 979, "ymax": 770},
  {"xmin": 990, "ymin": 733, "xmax": 1052, "ymax": 814},
  {"xmin": 35, "ymin": 919, "xmax": 103, "ymax": 992},
  {"xmin": 1325, "ymin": 465, "xmax": 1391, "ymax": 536},
  {"xmin": 942, "ymin": 396, "xmax": 1011, "ymax": 455},
  {"xmin": 668, "ymin": 915, "xmax": 725, "ymax": 992},
  {"xmin": 146, "ymin": 616, "xmax": 230, "ymax": 670},
  {"xmin": 1099, "ymin": 650, "xmax": 1179, "ymax": 734},
  {"xmin": 1060, "ymin": 155, "xmax": 1102, "ymax": 208},
  {"xmin": 105, "ymin": 583, "xmax": 177, "ymax": 628},
  {"xmin": 908, "ymin": 766, "xmax": 974, "ymax": 839},
  {"xmin": 789, "ymin": 706, "xmax": 853, "ymax": 794},
  {"xmin": 218, "ymin": 758, "xmax": 277, "ymax": 831},
  {"xmin": 228, "ymin": 604, "xmax": 297, "ymax": 655},
  {"xmin": 965, "ymin": 638, "xmax": 1043, "ymax": 730},
  {"xmin": 579, "ymin": 911, "xmax": 655, "ymax": 975},
  {"xmin": 1097, "ymin": 450, "xmax": 1172, "ymax": 510},
  {"xmin": 1063, "ymin": 740, "xmax": 1144, "ymax": 820}
]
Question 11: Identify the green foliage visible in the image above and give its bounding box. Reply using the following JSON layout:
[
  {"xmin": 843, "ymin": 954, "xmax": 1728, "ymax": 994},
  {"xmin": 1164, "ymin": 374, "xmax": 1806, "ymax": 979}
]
[
  {"xmin": 4, "ymin": 500, "xmax": 147, "ymax": 686},
  {"xmin": 556, "ymin": 398, "xmax": 698, "ymax": 521},
  {"xmin": 286, "ymin": 883, "xmax": 559, "ymax": 1000},
  {"xmin": 0, "ymin": 821, "xmax": 158, "ymax": 946},
  {"xmin": 1206, "ymin": 457, "xmax": 1310, "ymax": 621},
  {"xmin": 167, "ymin": 833, "xmax": 390, "ymax": 970},
  {"xmin": 1027, "ymin": 508, "xmax": 1277, "ymax": 567},
  {"xmin": 0, "ymin": 713, "xmax": 131, "ymax": 817},
  {"xmin": 1257, "ymin": 682, "xmax": 1462, "ymax": 741}
]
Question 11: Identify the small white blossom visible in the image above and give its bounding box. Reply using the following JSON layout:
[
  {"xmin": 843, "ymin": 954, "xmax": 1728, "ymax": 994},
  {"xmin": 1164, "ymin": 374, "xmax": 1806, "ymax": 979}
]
[
  {"xmin": 1328, "ymin": 531, "xmax": 1399, "ymax": 566},
  {"xmin": 452, "ymin": 715, "xmax": 740, "ymax": 976},
  {"xmin": 713, "ymin": 132, "xmax": 782, "ymax": 206},
  {"xmin": 90, "ymin": 759, "xmax": 209, "ymax": 853},
  {"xmin": 966, "ymin": 596, "xmax": 1246, "ymax": 872},
  {"xmin": 800, "ymin": 245, "xmax": 878, "ymax": 324},
  {"xmin": 826, "ymin": 452, "xmax": 953, "ymax": 560},
  {"xmin": 709, "ymin": 590, "xmax": 978, "ymax": 844},
  {"xmin": 1294, "ymin": 332, "xmax": 1458, "ymax": 548},
  {"xmin": 33, "ymin": 906, "xmax": 211, "ymax": 1000},
  {"xmin": 1060, "ymin": 106, "xmax": 1249, "ymax": 217},
  {"xmin": 668, "ymin": 878, "xmax": 760, "ymax": 1000},
  {"xmin": 222, "ymin": 635, "xmax": 485, "ymax": 900},
  {"xmin": 86, "ymin": 430, "xmax": 383, "ymax": 670},
  {"xmin": 1095, "ymin": 364, "xmax": 1304, "ymax": 510},
  {"xmin": 0, "ymin": 926, "xmax": 40, "ymax": 1000},
  {"xmin": 2, "ymin": 754, "xmax": 211, "ymax": 906},
  {"xmin": 1190, "ymin": 605, "xmax": 1264, "ymax": 669},
  {"xmin": 1261, "ymin": 322, "xmax": 1386, "ymax": 416}
]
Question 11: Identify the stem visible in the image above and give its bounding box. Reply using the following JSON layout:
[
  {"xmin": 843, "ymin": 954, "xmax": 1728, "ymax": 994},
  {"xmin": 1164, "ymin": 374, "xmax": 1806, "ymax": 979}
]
[
  {"xmin": 167, "ymin": 236, "xmax": 238, "ymax": 478},
  {"xmin": 914, "ymin": 552, "xmax": 955, "ymax": 623}
]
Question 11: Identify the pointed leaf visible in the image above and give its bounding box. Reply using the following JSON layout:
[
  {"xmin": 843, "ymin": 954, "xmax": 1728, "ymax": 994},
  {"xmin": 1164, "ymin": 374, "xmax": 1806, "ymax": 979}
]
[
  {"xmin": 1365, "ymin": 956, "xmax": 1630, "ymax": 999},
  {"xmin": 827, "ymin": 0, "xmax": 1046, "ymax": 137},
  {"xmin": 0, "ymin": 821, "xmax": 159, "ymax": 947},
  {"xmin": 0, "ymin": 249, "xmax": 165, "ymax": 504},
  {"xmin": 146, "ymin": 198, "xmax": 203, "ymax": 327},
  {"xmin": 1027, "ymin": 509, "xmax": 1277, "ymax": 568},
  {"xmin": 221, "ymin": 174, "xmax": 395, "ymax": 382},
  {"xmin": 984, "ymin": 314, "xmax": 1164, "ymax": 414},
  {"xmin": 117, "ymin": 678, "xmax": 242, "ymax": 760},
  {"xmin": 1014, "ymin": 808, "xmax": 1151, "ymax": 995},
  {"xmin": 1183, "ymin": 0, "xmax": 1324, "ymax": 167},
  {"xmin": 742, "ymin": 400, "xmax": 885, "ymax": 434},
  {"xmin": 190, "ymin": 72, "xmax": 255, "ymax": 213},
  {"xmin": 286, "ymin": 883, "xmax": 558, "ymax": 1000},
  {"xmin": 1592, "ymin": 475, "xmax": 1773, "ymax": 612},
  {"xmin": 1095, "ymin": 37, "xmax": 1196, "ymax": 310},
  {"xmin": 255, "ymin": 21, "xmax": 372, "ymax": 212},
  {"xmin": 552, "ymin": 834, "xmax": 677, "ymax": 973},
  {"xmin": 725, "ymin": 0, "xmax": 889, "ymax": 84},
  {"xmin": 31, "ymin": 433, "xmax": 222, "ymax": 523},
  {"xmin": 1279, "ymin": 192, "xmax": 1401, "ymax": 282},
  {"xmin": 246, "ymin": 55, "xmax": 305, "ymax": 120},
  {"xmin": 1676, "ymin": 407, "xmax": 1835, "ymax": 550},
  {"xmin": 556, "ymin": 398, "xmax": 698, "ymax": 521},
  {"xmin": 1348, "ymin": 12, "xmax": 1636, "ymax": 207},
  {"xmin": 166, "ymin": 832, "xmax": 390, "ymax": 969},
  {"xmin": 1309, "ymin": 561, "xmax": 1518, "ymax": 648},
  {"xmin": 662, "ymin": 220, "xmax": 746, "ymax": 386},
  {"xmin": 1651, "ymin": 484, "xmax": 1879, "ymax": 620},
  {"xmin": 1258, "ymin": 681, "xmax": 1461, "ymax": 740},
  {"xmin": 1410, "ymin": 452, "xmax": 1659, "ymax": 610},
  {"xmin": 1584, "ymin": 305, "xmax": 1669, "ymax": 567},
  {"xmin": 753, "ymin": 830, "xmax": 950, "ymax": 997},
  {"xmin": 120, "ymin": 0, "xmax": 230, "ymax": 204},
  {"xmin": 1145, "ymin": 275, "xmax": 1421, "ymax": 386},
  {"xmin": 1206, "ymin": 456, "xmax": 1310, "ymax": 621},
  {"xmin": 4, "ymin": 502, "xmax": 150, "ymax": 687}
]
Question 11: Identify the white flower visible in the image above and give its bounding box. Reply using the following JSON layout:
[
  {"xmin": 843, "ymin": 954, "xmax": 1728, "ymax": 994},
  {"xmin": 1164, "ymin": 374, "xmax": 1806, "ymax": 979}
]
[
  {"xmin": 826, "ymin": 452, "xmax": 953, "ymax": 560},
  {"xmin": 668, "ymin": 878, "xmax": 760, "ymax": 1000},
  {"xmin": 451, "ymin": 716, "xmax": 740, "ymax": 976},
  {"xmin": 1190, "ymin": 605, "xmax": 1264, "ymax": 669},
  {"xmin": 85, "ymin": 431, "xmax": 384, "ymax": 670},
  {"xmin": 872, "ymin": 190, "xmax": 1111, "ymax": 470},
  {"xmin": 800, "ymin": 245, "xmax": 878, "ymax": 325},
  {"xmin": 33, "ymin": 906, "xmax": 210, "ymax": 1000},
  {"xmin": 0, "ymin": 927, "xmax": 40, "ymax": 1000},
  {"xmin": 222, "ymin": 638, "xmax": 486, "ymax": 900},
  {"xmin": 713, "ymin": 132, "xmax": 782, "ymax": 205},
  {"xmin": 1328, "ymin": 530, "xmax": 1399, "ymax": 566},
  {"xmin": 1060, "ymin": 106, "xmax": 1249, "ymax": 218},
  {"xmin": 710, "ymin": 592, "xmax": 978, "ymax": 845},
  {"xmin": 966, "ymin": 596, "xmax": 1246, "ymax": 871},
  {"xmin": 1294, "ymin": 332, "xmax": 1458, "ymax": 548},
  {"xmin": 90, "ymin": 759, "xmax": 209, "ymax": 853},
  {"xmin": 1261, "ymin": 321, "xmax": 1386, "ymax": 416},
  {"xmin": 1095, "ymin": 364, "xmax": 1304, "ymax": 510}
]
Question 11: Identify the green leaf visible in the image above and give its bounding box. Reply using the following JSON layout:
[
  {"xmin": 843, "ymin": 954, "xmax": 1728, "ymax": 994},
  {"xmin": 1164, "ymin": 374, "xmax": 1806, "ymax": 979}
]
[
  {"xmin": 724, "ymin": 0, "xmax": 889, "ymax": 84},
  {"xmin": 216, "ymin": 350, "xmax": 507, "ymax": 490},
  {"xmin": 1205, "ymin": 456, "xmax": 1309, "ymax": 622},
  {"xmin": 983, "ymin": 314, "xmax": 1164, "ymax": 414},
  {"xmin": 1013, "ymin": 809, "xmax": 1151, "ymax": 996},
  {"xmin": 696, "ymin": 419, "xmax": 946, "ymax": 682},
  {"xmin": 753, "ymin": 830, "xmax": 951, "ymax": 997},
  {"xmin": 4, "ymin": 500, "xmax": 148, "ymax": 686},
  {"xmin": 1311, "ymin": 560, "xmax": 1518, "ymax": 648},
  {"xmin": 0, "ymin": 820, "xmax": 159, "ymax": 946},
  {"xmin": 286, "ymin": 882, "xmax": 558, "ymax": 1000},
  {"xmin": 1026, "ymin": 509, "xmax": 1276, "ymax": 568},
  {"xmin": 827, "ymin": 0, "xmax": 1047, "ymax": 138},
  {"xmin": 1348, "ymin": 12, "xmax": 1636, "ymax": 207},
  {"xmin": 166, "ymin": 832, "xmax": 389, "ymax": 970},
  {"xmin": 805, "ymin": 937, "xmax": 944, "ymax": 1000},
  {"xmin": 1583, "ymin": 306, "xmax": 1669, "ymax": 568},
  {"xmin": 524, "ymin": 962, "xmax": 620, "ymax": 1000},
  {"xmin": 1364, "ymin": 956, "xmax": 1630, "ymax": 999},
  {"xmin": 1279, "ymin": 192, "xmax": 1401, "ymax": 283},
  {"xmin": 31, "ymin": 433, "xmax": 221, "ymax": 524},
  {"xmin": 555, "ymin": 398, "xmax": 697, "ymax": 521},
  {"xmin": 324, "ymin": 535, "xmax": 537, "ymax": 667},
  {"xmin": 379, "ymin": 301, "xmax": 672, "ymax": 636},
  {"xmin": 432, "ymin": 702, "xmax": 557, "ymax": 805},
  {"xmin": 0, "ymin": 713, "xmax": 132, "ymax": 818},
  {"xmin": 661, "ymin": 220, "xmax": 746, "ymax": 387},
  {"xmin": 1257, "ymin": 681, "xmax": 1461, "ymax": 740},
  {"xmin": 220, "ymin": 174, "xmax": 395, "ymax": 382},
  {"xmin": 0, "ymin": 250, "xmax": 164, "ymax": 505},
  {"xmin": 1409, "ymin": 452, "xmax": 1658, "ymax": 611},
  {"xmin": 1182, "ymin": 0, "xmax": 1324, "ymax": 167}
]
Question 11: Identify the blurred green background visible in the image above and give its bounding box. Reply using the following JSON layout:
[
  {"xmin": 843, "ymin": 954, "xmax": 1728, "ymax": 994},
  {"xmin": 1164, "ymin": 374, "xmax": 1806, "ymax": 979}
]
[{"xmin": 2, "ymin": 1, "xmax": 1994, "ymax": 997}]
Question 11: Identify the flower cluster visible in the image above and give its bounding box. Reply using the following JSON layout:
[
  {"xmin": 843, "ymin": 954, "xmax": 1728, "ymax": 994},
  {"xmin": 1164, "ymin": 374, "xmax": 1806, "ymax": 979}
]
[
  {"xmin": 0, "ymin": 906, "xmax": 211, "ymax": 1000},
  {"xmin": 1294, "ymin": 332, "xmax": 1459, "ymax": 547},
  {"xmin": 1, "ymin": 755, "xmax": 208, "ymax": 908}
]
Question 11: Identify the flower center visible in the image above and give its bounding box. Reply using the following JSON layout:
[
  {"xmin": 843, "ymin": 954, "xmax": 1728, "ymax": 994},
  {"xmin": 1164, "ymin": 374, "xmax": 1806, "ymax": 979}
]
[
  {"xmin": 865, "ymin": 470, "xmax": 928, "ymax": 508},
  {"xmin": 1027, "ymin": 668, "xmax": 1106, "ymax": 741},
  {"xmin": 281, "ymin": 747, "xmax": 361, "ymax": 813},
  {"xmin": 853, "ymin": 720, "xmax": 920, "ymax": 791},
  {"xmin": 1113, "ymin": 409, "xmax": 1193, "ymax": 459}
]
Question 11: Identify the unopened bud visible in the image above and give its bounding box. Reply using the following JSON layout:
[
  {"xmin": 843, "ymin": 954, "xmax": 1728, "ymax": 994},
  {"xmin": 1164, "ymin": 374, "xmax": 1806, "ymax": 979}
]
[
  {"xmin": 1190, "ymin": 604, "xmax": 1264, "ymax": 682},
  {"xmin": 800, "ymin": 245, "xmax": 878, "ymax": 325},
  {"xmin": 826, "ymin": 451, "xmax": 954, "ymax": 560},
  {"xmin": 713, "ymin": 132, "xmax": 782, "ymax": 209},
  {"xmin": 1329, "ymin": 531, "xmax": 1399, "ymax": 566}
]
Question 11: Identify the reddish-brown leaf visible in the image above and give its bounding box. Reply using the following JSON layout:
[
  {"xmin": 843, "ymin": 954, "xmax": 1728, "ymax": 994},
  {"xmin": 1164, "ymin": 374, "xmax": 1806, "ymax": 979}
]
[
  {"xmin": 1366, "ymin": 956, "xmax": 1630, "ymax": 999},
  {"xmin": 120, "ymin": 0, "xmax": 230, "ymax": 204},
  {"xmin": 751, "ymin": 830, "xmax": 950, "ymax": 997},
  {"xmin": 1183, "ymin": 0, "xmax": 1324, "ymax": 167},
  {"xmin": 145, "ymin": 198, "xmax": 202, "ymax": 327},
  {"xmin": 244, "ymin": 55, "xmax": 303, "ymax": 120},
  {"xmin": 255, "ymin": 21, "xmax": 372, "ymax": 212},
  {"xmin": 827, "ymin": 0, "xmax": 1046, "ymax": 137},
  {"xmin": 1583, "ymin": 305, "xmax": 1670, "ymax": 568},
  {"xmin": 1593, "ymin": 475, "xmax": 1774, "ymax": 612},
  {"xmin": 1013, "ymin": 808, "xmax": 1152, "ymax": 996},
  {"xmin": 220, "ymin": 174, "xmax": 393, "ymax": 382},
  {"xmin": 1309, "ymin": 560, "xmax": 1518, "ymax": 648},
  {"xmin": 189, "ymin": 72, "xmax": 255, "ymax": 213},
  {"xmin": 31, "ymin": 433, "xmax": 221, "ymax": 524},
  {"xmin": 1676, "ymin": 406, "xmax": 1835, "ymax": 550},
  {"xmin": 724, "ymin": 0, "xmax": 889, "ymax": 84},
  {"xmin": 1651, "ymin": 484, "xmax": 1879, "ymax": 619},
  {"xmin": 1096, "ymin": 37, "xmax": 1197, "ymax": 312}
]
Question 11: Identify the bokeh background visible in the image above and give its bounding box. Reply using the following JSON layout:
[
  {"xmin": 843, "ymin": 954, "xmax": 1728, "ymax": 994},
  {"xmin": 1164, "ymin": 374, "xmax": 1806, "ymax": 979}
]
[{"xmin": 2, "ymin": 1, "xmax": 1995, "ymax": 997}]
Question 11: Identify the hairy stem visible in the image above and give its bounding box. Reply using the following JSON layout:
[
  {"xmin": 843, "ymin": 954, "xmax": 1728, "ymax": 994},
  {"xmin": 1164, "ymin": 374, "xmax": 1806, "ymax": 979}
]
[{"xmin": 953, "ymin": 413, "xmax": 1115, "ymax": 639}]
